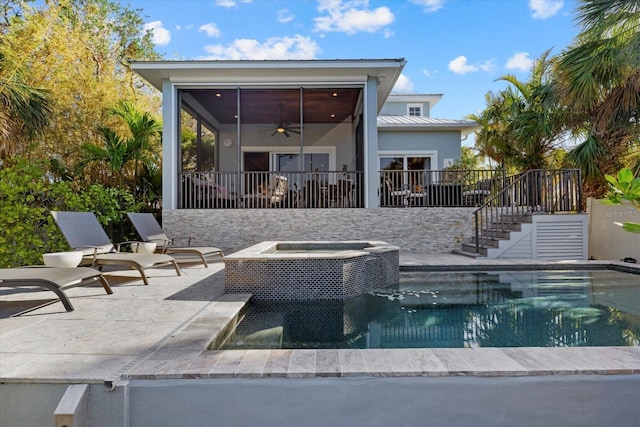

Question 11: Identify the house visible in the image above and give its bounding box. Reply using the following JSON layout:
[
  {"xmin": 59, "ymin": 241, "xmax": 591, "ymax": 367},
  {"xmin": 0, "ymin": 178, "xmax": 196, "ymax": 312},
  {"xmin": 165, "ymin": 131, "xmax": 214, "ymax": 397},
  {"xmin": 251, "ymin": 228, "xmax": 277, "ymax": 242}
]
[
  {"xmin": 130, "ymin": 58, "xmax": 477, "ymax": 210},
  {"xmin": 130, "ymin": 58, "xmax": 585, "ymax": 258}
]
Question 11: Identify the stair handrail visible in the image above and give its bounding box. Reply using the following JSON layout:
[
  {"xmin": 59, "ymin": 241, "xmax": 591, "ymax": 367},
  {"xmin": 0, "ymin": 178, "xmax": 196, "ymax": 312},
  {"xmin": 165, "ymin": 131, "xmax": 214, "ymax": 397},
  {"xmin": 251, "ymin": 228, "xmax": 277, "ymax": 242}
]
[{"xmin": 472, "ymin": 169, "xmax": 582, "ymax": 254}]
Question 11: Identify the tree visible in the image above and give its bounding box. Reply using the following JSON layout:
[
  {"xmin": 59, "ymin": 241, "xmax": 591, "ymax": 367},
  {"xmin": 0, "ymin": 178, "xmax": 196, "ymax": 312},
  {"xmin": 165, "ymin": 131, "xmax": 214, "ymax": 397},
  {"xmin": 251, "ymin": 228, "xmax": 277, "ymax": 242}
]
[
  {"xmin": 0, "ymin": 0, "xmax": 160, "ymax": 169},
  {"xmin": 469, "ymin": 51, "xmax": 569, "ymax": 172},
  {"xmin": 78, "ymin": 100, "xmax": 161, "ymax": 193},
  {"xmin": 555, "ymin": 0, "xmax": 640, "ymax": 197},
  {"xmin": 0, "ymin": 51, "xmax": 52, "ymax": 159}
]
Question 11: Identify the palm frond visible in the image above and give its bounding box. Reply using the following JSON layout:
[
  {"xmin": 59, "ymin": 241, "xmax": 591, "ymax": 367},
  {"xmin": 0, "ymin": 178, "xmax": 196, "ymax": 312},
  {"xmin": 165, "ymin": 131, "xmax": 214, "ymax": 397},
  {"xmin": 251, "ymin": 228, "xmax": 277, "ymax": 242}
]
[{"xmin": 567, "ymin": 133, "xmax": 608, "ymax": 179}]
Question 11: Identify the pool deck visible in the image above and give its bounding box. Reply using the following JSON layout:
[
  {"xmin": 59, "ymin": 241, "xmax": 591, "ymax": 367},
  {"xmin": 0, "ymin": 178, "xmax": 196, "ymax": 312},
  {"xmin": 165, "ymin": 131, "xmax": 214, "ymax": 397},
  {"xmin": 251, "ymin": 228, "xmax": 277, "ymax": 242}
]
[{"xmin": 1, "ymin": 254, "xmax": 639, "ymax": 385}]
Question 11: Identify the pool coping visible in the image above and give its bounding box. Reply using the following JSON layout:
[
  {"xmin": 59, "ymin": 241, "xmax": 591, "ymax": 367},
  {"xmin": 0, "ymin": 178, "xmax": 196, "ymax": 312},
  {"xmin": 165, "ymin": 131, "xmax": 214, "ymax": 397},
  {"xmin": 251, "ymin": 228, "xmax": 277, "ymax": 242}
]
[
  {"xmin": 223, "ymin": 240, "xmax": 400, "ymax": 260},
  {"xmin": 125, "ymin": 259, "xmax": 640, "ymax": 382}
]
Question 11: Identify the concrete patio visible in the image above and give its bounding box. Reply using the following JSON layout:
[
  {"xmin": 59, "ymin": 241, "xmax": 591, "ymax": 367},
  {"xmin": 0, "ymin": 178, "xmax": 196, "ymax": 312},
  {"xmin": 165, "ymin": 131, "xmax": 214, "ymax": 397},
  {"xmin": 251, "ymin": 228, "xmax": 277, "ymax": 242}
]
[{"xmin": 1, "ymin": 254, "xmax": 639, "ymax": 426}]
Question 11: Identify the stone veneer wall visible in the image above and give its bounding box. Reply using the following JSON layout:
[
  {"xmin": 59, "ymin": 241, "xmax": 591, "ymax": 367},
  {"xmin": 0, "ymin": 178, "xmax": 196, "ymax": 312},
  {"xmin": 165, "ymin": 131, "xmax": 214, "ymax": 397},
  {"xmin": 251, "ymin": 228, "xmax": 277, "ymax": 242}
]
[{"xmin": 162, "ymin": 208, "xmax": 474, "ymax": 255}]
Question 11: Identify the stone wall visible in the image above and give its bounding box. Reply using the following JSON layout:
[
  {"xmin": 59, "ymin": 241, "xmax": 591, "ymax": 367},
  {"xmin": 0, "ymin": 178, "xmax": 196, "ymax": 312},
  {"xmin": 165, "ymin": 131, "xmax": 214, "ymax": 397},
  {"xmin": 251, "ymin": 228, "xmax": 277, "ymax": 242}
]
[{"xmin": 162, "ymin": 208, "xmax": 475, "ymax": 255}]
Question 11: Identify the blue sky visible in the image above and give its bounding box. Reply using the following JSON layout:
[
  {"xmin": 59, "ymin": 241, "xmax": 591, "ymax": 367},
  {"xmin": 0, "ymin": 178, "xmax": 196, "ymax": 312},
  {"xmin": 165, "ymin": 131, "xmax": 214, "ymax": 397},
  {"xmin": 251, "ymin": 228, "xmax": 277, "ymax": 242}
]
[{"xmin": 124, "ymin": 0, "xmax": 581, "ymax": 123}]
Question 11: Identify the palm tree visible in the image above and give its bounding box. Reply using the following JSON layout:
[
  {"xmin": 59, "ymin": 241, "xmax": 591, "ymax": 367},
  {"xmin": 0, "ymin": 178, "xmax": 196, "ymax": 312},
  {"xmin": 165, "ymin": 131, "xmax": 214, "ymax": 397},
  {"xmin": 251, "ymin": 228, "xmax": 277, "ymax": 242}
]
[
  {"xmin": 78, "ymin": 100, "xmax": 161, "ymax": 193},
  {"xmin": 469, "ymin": 50, "xmax": 569, "ymax": 172},
  {"xmin": 555, "ymin": 0, "xmax": 640, "ymax": 196},
  {"xmin": 0, "ymin": 52, "xmax": 51, "ymax": 159}
]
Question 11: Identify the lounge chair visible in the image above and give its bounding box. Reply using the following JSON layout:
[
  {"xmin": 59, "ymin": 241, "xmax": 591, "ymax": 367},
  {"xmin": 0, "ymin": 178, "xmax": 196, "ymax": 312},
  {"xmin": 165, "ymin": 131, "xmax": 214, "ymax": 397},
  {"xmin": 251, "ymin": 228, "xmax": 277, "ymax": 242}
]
[
  {"xmin": 50, "ymin": 211, "xmax": 181, "ymax": 285},
  {"xmin": 0, "ymin": 267, "xmax": 112, "ymax": 312},
  {"xmin": 127, "ymin": 212, "xmax": 223, "ymax": 267}
]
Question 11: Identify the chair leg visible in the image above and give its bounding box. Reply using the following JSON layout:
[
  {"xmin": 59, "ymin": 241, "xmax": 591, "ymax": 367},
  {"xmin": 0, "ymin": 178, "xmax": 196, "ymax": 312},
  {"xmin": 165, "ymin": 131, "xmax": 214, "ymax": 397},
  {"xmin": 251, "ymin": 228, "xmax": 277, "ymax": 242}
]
[
  {"xmin": 44, "ymin": 285, "xmax": 74, "ymax": 311},
  {"xmin": 171, "ymin": 260, "xmax": 182, "ymax": 276},
  {"xmin": 96, "ymin": 275, "xmax": 113, "ymax": 294},
  {"xmin": 198, "ymin": 254, "xmax": 209, "ymax": 268}
]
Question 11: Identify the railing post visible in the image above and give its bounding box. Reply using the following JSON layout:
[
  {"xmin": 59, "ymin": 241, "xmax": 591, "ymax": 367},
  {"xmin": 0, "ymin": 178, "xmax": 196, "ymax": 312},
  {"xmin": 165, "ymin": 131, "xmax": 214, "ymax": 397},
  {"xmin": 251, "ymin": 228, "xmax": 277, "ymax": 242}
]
[{"xmin": 474, "ymin": 211, "xmax": 479, "ymax": 254}]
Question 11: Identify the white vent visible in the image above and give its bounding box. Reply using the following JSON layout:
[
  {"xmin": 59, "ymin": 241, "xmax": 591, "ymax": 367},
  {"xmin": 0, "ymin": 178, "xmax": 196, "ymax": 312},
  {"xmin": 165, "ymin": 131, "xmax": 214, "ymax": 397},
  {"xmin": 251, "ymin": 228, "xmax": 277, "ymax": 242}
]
[{"xmin": 535, "ymin": 220, "xmax": 586, "ymax": 260}]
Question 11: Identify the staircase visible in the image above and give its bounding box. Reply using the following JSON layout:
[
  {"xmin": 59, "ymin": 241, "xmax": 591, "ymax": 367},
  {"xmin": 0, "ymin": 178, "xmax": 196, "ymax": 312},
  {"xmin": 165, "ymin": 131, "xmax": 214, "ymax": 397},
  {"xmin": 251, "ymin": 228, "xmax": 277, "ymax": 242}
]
[{"xmin": 455, "ymin": 169, "xmax": 583, "ymax": 258}]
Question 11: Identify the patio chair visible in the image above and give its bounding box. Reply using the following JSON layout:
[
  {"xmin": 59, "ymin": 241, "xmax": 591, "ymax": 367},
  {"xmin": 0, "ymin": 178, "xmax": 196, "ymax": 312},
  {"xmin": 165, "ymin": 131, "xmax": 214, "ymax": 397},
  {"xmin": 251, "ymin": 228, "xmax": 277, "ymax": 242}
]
[
  {"xmin": 462, "ymin": 178, "xmax": 493, "ymax": 206},
  {"xmin": 127, "ymin": 212, "xmax": 224, "ymax": 267},
  {"xmin": 50, "ymin": 211, "xmax": 181, "ymax": 285},
  {"xmin": 267, "ymin": 175, "xmax": 288, "ymax": 206},
  {"xmin": 0, "ymin": 266, "xmax": 112, "ymax": 312}
]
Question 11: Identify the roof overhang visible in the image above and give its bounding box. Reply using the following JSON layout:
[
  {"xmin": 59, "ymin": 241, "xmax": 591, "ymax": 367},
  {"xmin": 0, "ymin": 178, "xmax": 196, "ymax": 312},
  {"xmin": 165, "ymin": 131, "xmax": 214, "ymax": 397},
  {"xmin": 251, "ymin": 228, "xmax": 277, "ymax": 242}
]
[
  {"xmin": 377, "ymin": 116, "xmax": 479, "ymax": 138},
  {"xmin": 130, "ymin": 59, "xmax": 406, "ymax": 112}
]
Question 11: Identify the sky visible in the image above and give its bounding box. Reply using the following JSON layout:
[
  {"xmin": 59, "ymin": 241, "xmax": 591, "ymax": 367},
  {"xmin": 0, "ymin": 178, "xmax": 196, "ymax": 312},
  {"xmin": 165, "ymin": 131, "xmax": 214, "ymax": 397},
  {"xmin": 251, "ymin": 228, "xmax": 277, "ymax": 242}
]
[{"xmin": 122, "ymin": 0, "xmax": 582, "ymax": 126}]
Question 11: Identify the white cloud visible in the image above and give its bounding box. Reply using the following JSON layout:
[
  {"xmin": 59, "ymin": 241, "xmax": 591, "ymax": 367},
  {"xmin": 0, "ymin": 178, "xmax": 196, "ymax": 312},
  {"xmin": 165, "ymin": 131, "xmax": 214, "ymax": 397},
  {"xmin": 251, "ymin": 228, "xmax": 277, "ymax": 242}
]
[
  {"xmin": 391, "ymin": 74, "xmax": 414, "ymax": 93},
  {"xmin": 479, "ymin": 60, "xmax": 496, "ymax": 73},
  {"xmin": 506, "ymin": 52, "xmax": 533, "ymax": 71},
  {"xmin": 199, "ymin": 23, "xmax": 221, "ymax": 38},
  {"xmin": 448, "ymin": 56, "xmax": 478, "ymax": 75},
  {"xmin": 215, "ymin": 0, "xmax": 252, "ymax": 7},
  {"xmin": 278, "ymin": 8, "xmax": 294, "ymax": 23},
  {"xmin": 529, "ymin": 0, "xmax": 563, "ymax": 19},
  {"xmin": 202, "ymin": 35, "xmax": 320, "ymax": 60},
  {"xmin": 422, "ymin": 68, "xmax": 436, "ymax": 78},
  {"xmin": 409, "ymin": 0, "xmax": 444, "ymax": 13},
  {"xmin": 142, "ymin": 21, "xmax": 171, "ymax": 46},
  {"xmin": 314, "ymin": 0, "xmax": 394, "ymax": 34}
]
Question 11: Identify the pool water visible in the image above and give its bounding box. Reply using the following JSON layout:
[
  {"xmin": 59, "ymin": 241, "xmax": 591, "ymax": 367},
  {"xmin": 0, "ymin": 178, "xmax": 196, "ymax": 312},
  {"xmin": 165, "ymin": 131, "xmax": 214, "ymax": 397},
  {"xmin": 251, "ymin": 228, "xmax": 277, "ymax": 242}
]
[{"xmin": 218, "ymin": 270, "xmax": 640, "ymax": 350}]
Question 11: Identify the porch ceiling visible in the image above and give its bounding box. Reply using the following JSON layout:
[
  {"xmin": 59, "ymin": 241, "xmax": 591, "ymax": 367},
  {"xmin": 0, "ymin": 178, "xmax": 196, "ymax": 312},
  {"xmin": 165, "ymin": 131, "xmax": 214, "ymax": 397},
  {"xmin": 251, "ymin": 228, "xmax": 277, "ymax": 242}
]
[{"xmin": 184, "ymin": 88, "xmax": 362, "ymax": 125}]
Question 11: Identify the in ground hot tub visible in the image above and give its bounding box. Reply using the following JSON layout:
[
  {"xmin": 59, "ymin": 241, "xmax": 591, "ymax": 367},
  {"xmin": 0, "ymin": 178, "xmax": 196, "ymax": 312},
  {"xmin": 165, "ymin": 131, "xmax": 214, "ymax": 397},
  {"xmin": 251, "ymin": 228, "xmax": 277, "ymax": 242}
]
[{"xmin": 224, "ymin": 241, "xmax": 400, "ymax": 300}]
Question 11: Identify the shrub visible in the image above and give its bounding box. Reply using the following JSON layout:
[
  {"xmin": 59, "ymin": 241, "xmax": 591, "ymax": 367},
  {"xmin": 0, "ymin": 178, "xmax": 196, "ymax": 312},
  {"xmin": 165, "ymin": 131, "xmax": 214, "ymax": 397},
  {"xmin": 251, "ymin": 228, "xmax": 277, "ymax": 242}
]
[{"xmin": 0, "ymin": 159, "xmax": 141, "ymax": 267}]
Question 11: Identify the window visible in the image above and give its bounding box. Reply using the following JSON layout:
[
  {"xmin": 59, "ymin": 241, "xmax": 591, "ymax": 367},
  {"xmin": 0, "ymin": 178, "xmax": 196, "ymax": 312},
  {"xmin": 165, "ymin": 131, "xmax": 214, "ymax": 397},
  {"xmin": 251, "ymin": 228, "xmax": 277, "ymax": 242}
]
[
  {"xmin": 407, "ymin": 103, "xmax": 422, "ymax": 117},
  {"xmin": 379, "ymin": 154, "xmax": 435, "ymax": 191}
]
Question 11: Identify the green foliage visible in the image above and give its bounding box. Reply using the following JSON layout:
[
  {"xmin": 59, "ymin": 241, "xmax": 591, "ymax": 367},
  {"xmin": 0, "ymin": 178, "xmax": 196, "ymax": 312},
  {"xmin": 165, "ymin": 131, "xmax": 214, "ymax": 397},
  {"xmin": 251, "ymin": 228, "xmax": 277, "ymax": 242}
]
[
  {"xmin": 605, "ymin": 168, "xmax": 640, "ymax": 234},
  {"xmin": 0, "ymin": 159, "xmax": 142, "ymax": 268}
]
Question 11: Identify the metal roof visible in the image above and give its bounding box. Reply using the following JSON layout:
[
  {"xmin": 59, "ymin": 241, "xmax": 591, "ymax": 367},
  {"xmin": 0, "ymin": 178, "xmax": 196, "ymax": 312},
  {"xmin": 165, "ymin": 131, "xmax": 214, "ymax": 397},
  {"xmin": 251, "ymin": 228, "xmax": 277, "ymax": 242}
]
[{"xmin": 377, "ymin": 115, "xmax": 479, "ymax": 135}]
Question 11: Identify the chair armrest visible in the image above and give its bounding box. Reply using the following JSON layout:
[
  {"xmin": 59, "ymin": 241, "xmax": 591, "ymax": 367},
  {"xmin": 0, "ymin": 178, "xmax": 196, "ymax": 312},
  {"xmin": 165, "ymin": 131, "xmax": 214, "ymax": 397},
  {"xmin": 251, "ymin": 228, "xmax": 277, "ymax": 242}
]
[
  {"xmin": 73, "ymin": 245, "xmax": 109, "ymax": 266},
  {"xmin": 115, "ymin": 241, "xmax": 146, "ymax": 252},
  {"xmin": 170, "ymin": 236, "xmax": 194, "ymax": 246},
  {"xmin": 143, "ymin": 238, "xmax": 172, "ymax": 251}
]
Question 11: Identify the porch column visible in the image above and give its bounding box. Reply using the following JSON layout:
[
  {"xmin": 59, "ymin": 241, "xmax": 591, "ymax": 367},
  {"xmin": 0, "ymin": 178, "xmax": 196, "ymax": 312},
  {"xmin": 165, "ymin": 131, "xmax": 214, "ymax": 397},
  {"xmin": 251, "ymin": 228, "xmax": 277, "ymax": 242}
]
[
  {"xmin": 364, "ymin": 76, "xmax": 379, "ymax": 208},
  {"xmin": 162, "ymin": 80, "xmax": 179, "ymax": 209}
]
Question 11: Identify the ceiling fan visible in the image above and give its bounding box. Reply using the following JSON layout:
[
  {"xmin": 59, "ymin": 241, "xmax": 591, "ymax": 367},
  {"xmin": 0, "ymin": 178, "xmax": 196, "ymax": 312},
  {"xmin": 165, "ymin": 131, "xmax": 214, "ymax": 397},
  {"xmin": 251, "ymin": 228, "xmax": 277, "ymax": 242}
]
[{"xmin": 259, "ymin": 104, "xmax": 301, "ymax": 137}]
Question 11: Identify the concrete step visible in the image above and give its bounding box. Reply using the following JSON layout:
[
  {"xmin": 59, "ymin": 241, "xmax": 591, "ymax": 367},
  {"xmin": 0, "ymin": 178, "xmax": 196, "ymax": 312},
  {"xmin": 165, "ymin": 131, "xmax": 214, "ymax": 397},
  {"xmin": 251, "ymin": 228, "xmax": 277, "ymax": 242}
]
[
  {"xmin": 479, "ymin": 229, "xmax": 513, "ymax": 239},
  {"xmin": 469, "ymin": 236, "xmax": 501, "ymax": 247},
  {"xmin": 461, "ymin": 243, "xmax": 488, "ymax": 256},
  {"xmin": 450, "ymin": 249, "xmax": 479, "ymax": 258}
]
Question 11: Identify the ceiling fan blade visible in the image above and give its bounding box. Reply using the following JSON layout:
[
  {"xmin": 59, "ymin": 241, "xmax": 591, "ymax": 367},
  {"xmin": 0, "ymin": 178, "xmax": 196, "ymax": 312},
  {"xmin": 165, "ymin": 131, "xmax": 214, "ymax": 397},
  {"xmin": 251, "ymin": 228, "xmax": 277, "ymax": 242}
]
[
  {"xmin": 284, "ymin": 130, "xmax": 290, "ymax": 137},
  {"xmin": 271, "ymin": 131, "xmax": 277, "ymax": 136}
]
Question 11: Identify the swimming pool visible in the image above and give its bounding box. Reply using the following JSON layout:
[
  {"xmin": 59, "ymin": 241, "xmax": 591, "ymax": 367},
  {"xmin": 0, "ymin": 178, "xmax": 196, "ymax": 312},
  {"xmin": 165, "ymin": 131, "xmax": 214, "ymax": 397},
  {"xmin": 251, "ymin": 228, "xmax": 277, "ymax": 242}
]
[{"xmin": 217, "ymin": 269, "xmax": 640, "ymax": 349}]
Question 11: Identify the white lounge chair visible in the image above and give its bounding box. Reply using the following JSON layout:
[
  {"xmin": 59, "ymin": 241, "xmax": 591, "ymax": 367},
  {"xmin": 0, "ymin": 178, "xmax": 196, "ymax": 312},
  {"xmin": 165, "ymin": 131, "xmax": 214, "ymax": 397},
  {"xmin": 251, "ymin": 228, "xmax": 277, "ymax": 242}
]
[
  {"xmin": 127, "ymin": 212, "xmax": 223, "ymax": 267},
  {"xmin": 51, "ymin": 211, "xmax": 181, "ymax": 285},
  {"xmin": 0, "ymin": 266, "xmax": 112, "ymax": 312}
]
